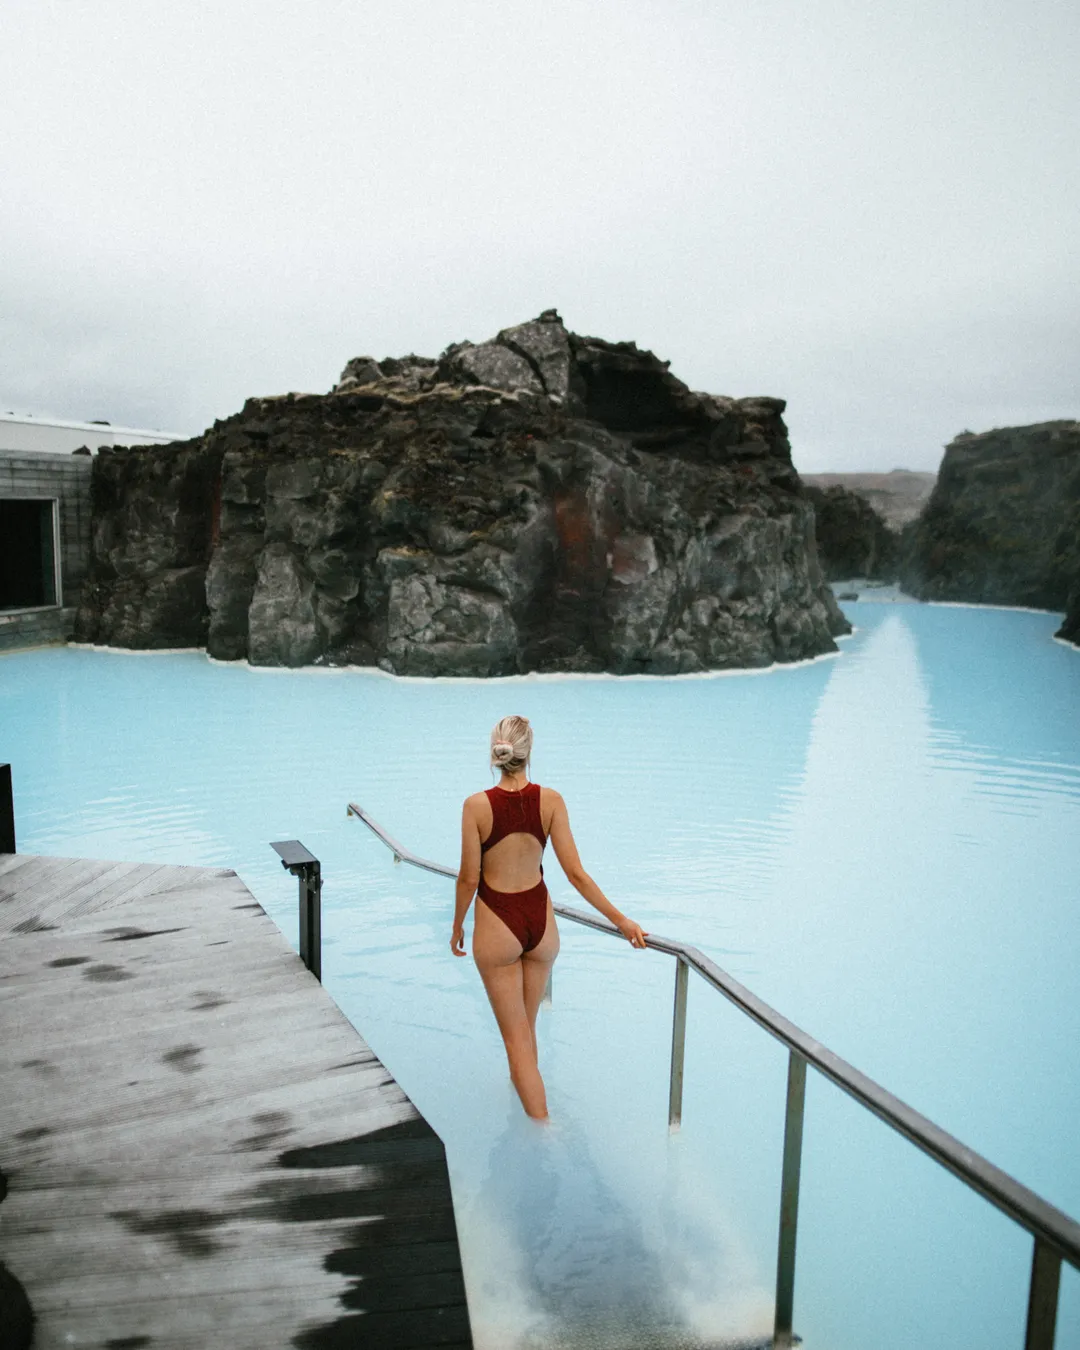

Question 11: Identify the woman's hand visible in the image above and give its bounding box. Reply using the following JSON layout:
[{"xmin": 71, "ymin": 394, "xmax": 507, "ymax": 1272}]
[
  {"xmin": 616, "ymin": 916, "xmax": 649, "ymax": 949},
  {"xmin": 450, "ymin": 923, "xmax": 467, "ymax": 957}
]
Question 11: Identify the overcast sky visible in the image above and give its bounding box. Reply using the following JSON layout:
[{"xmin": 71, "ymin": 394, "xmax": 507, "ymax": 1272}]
[{"xmin": 2, "ymin": 0, "xmax": 1076, "ymax": 471}]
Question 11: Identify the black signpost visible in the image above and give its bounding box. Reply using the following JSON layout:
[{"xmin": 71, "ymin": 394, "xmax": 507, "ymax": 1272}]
[
  {"xmin": 269, "ymin": 838, "xmax": 322, "ymax": 981},
  {"xmin": 1, "ymin": 763, "xmax": 14, "ymax": 854}
]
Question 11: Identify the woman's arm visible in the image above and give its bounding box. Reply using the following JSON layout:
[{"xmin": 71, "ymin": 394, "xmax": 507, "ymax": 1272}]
[
  {"xmin": 452, "ymin": 797, "xmax": 482, "ymax": 956},
  {"xmin": 547, "ymin": 790, "xmax": 648, "ymax": 949}
]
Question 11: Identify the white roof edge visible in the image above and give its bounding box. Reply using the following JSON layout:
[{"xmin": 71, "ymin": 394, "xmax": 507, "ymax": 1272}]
[{"xmin": 0, "ymin": 412, "xmax": 192, "ymax": 439}]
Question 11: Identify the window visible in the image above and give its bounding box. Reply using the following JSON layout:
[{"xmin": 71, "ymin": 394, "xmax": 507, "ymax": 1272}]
[{"xmin": 0, "ymin": 499, "xmax": 59, "ymax": 610}]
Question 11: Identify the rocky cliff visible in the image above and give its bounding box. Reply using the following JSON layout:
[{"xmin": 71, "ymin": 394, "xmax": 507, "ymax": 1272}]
[
  {"xmin": 903, "ymin": 421, "xmax": 1080, "ymax": 643},
  {"xmin": 803, "ymin": 484, "xmax": 901, "ymax": 581},
  {"xmin": 75, "ymin": 312, "xmax": 848, "ymax": 674}
]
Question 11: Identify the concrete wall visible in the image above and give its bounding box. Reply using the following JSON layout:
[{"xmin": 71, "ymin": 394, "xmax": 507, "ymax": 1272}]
[{"xmin": 0, "ymin": 451, "xmax": 92, "ymax": 651}]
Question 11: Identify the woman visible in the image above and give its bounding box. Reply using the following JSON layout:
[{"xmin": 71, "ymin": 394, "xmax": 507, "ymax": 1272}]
[{"xmin": 452, "ymin": 714, "xmax": 648, "ymax": 1121}]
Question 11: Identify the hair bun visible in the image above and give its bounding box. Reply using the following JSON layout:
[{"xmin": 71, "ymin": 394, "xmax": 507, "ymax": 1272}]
[{"xmin": 489, "ymin": 716, "xmax": 533, "ymax": 771}]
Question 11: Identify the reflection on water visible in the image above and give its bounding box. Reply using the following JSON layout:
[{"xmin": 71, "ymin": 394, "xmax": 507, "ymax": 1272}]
[{"xmin": 2, "ymin": 604, "xmax": 1078, "ymax": 1349}]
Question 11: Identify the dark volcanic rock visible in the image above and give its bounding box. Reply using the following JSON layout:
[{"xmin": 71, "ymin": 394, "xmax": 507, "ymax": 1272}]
[
  {"xmin": 1058, "ymin": 589, "xmax": 1080, "ymax": 646},
  {"xmin": 903, "ymin": 422, "xmax": 1080, "ymax": 641},
  {"xmin": 804, "ymin": 484, "xmax": 901, "ymax": 581},
  {"xmin": 73, "ymin": 440, "xmax": 221, "ymax": 648},
  {"xmin": 76, "ymin": 312, "xmax": 848, "ymax": 673}
]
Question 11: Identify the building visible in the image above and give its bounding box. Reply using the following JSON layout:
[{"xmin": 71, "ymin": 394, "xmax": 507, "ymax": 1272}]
[
  {"xmin": 0, "ymin": 412, "xmax": 188, "ymax": 456},
  {"xmin": 0, "ymin": 416, "xmax": 188, "ymax": 650}
]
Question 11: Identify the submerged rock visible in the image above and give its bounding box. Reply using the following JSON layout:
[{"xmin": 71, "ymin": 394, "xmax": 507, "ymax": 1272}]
[
  {"xmin": 902, "ymin": 421, "xmax": 1080, "ymax": 644},
  {"xmin": 75, "ymin": 312, "xmax": 849, "ymax": 673}
]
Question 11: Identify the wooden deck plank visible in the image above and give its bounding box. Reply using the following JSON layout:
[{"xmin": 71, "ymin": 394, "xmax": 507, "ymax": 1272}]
[
  {"xmin": 59, "ymin": 866, "xmax": 246, "ymax": 923},
  {"xmin": 5, "ymin": 858, "xmax": 151, "ymax": 927},
  {"xmin": 3, "ymin": 1061, "xmax": 415, "ymax": 1182},
  {"xmin": 89, "ymin": 861, "xmax": 231, "ymax": 906},
  {"xmin": 5, "ymin": 861, "xmax": 245, "ymax": 934},
  {"xmin": 7, "ymin": 855, "xmax": 118, "ymax": 906},
  {"xmin": 28, "ymin": 1294, "xmax": 473, "ymax": 1350},
  {"xmin": 0, "ymin": 855, "xmax": 89, "ymax": 927},
  {"xmin": 0, "ymin": 854, "xmax": 87, "ymax": 904},
  {"xmin": 3, "ymin": 950, "xmax": 406, "ymax": 1138},
  {"xmin": 37, "ymin": 859, "xmax": 155, "ymax": 918},
  {"xmin": 43, "ymin": 861, "xmax": 171, "ymax": 921},
  {"xmin": 0, "ymin": 852, "xmax": 473, "ymax": 1350},
  {"xmin": 3, "ymin": 859, "xmax": 131, "ymax": 934},
  {"xmin": 11, "ymin": 877, "xmax": 265, "ymax": 933},
  {"xmin": 0, "ymin": 851, "xmax": 46, "ymax": 880},
  {"xmin": 5, "ymin": 1059, "xmax": 408, "ymax": 1146}
]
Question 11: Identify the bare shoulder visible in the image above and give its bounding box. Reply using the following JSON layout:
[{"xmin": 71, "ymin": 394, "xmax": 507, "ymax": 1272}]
[
  {"xmin": 539, "ymin": 785, "xmax": 565, "ymax": 829},
  {"xmin": 463, "ymin": 791, "xmax": 488, "ymax": 815}
]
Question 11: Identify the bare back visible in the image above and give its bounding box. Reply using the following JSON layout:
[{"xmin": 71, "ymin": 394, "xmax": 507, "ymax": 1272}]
[{"xmin": 468, "ymin": 786, "xmax": 558, "ymax": 893}]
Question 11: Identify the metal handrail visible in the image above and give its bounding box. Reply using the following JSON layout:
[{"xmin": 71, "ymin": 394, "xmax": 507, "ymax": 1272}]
[{"xmin": 347, "ymin": 800, "xmax": 1080, "ymax": 1349}]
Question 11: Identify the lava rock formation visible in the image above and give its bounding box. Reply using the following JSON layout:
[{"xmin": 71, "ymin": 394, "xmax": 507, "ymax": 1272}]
[
  {"xmin": 75, "ymin": 312, "xmax": 848, "ymax": 674},
  {"xmin": 903, "ymin": 420, "xmax": 1080, "ymax": 645}
]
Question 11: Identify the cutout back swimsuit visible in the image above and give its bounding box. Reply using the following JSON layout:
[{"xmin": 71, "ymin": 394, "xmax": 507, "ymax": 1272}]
[{"xmin": 478, "ymin": 783, "xmax": 549, "ymax": 953}]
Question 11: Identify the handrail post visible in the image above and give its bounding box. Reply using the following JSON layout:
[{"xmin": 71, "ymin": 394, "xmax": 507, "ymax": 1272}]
[
  {"xmin": 299, "ymin": 859, "xmax": 322, "ymax": 982},
  {"xmin": 774, "ymin": 1050, "xmax": 807, "ymax": 1346},
  {"xmin": 668, "ymin": 957, "xmax": 689, "ymax": 1129},
  {"xmin": 0, "ymin": 764, "xmax": 14, "ymax": 853},
  {"xmin": 269, "ymin": 840, "xmax": 322, "ymax": 982},
  {"xmin": 1025, "ymin": 1238, "xmax": 1061, "ymax": 1350}
]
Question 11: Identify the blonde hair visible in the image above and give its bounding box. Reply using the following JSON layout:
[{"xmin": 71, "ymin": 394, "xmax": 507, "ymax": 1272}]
[{"xmin": 490, "ymin": 715, "xmax": 533, "ymax": 774}]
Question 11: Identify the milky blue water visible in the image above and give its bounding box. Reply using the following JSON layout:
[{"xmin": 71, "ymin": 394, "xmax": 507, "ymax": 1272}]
[{"xmin": 3, "ymin": 603, "xmax": 1079, "ymax": 1349}]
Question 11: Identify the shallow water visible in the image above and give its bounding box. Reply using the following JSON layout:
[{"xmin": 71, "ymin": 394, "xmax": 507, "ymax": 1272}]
[{"xmin": 3, "ymin": 603, "xmax": 1078, "ymax": 1348}]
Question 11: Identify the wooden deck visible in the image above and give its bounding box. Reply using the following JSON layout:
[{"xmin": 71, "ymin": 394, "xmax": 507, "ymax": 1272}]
[{"xmin": 0, "ymin": 852, "xmax": 472, "ymax": 1350}]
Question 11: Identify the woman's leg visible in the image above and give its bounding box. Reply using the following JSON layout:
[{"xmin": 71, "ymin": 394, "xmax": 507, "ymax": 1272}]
[
  {"xmin": 521, "ymin": 899, "xmax": 559, "ymax": 1059},
  {"xmin": 474, "ymin": 899, "xmax": 548, "ymax": 1120}
]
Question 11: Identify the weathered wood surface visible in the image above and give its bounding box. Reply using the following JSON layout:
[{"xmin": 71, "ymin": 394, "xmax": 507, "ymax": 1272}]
[{"xmin": 0, "ymin": 853, "xmax": 472, "ymax": 1350}]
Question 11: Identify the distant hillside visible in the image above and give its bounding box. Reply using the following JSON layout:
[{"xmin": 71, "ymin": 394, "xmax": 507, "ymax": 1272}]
[{"xmin": 801, "ymin": 470, "xmax": 936, "ymax": 530}]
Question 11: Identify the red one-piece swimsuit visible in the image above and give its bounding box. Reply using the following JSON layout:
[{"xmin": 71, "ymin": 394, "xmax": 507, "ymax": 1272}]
[{"xmin": 478, "ymin": 782, "xmax": 549, "ymax": 952}]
